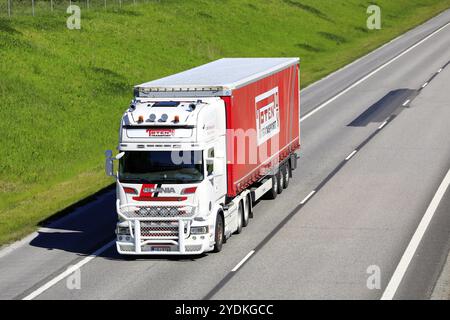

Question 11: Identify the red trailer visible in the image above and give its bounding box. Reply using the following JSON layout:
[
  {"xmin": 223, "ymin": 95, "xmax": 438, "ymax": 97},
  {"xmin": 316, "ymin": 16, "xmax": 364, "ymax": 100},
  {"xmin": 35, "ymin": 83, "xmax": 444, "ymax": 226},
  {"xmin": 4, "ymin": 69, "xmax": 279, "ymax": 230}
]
[{"xmin": 221, "ymin": 60, "xmax": 300, "ymax": 197}]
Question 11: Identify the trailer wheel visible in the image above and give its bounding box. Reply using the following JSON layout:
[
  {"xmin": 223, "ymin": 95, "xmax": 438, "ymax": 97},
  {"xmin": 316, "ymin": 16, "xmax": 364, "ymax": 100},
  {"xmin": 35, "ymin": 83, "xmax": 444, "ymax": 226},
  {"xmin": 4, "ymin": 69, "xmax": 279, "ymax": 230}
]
[
  {"xmin": 213, "ymin": 213, "xmax": 224, "ymax": 253},
  {"xmin": 282, "ymin": 162, "xmax": 291, "ymax": 189},
  {"xmin": 235, "ymin": 202, "xmax": 243, "ymax": 234},
  {"xmin": 264, "ymin": 175, "xmax": 278, "ymax": 200},
  {"xmin": 276, "ymin": 171, "xmax": 283, "ymax": 194}
]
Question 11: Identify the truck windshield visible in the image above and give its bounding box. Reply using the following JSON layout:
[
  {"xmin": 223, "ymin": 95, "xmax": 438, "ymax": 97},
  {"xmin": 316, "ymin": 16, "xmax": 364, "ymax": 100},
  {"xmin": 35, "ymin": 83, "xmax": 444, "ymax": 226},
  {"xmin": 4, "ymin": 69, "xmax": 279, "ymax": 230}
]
[{"xmin": 119, "ymin": 151, "xmax": 204, "ymax": 184}]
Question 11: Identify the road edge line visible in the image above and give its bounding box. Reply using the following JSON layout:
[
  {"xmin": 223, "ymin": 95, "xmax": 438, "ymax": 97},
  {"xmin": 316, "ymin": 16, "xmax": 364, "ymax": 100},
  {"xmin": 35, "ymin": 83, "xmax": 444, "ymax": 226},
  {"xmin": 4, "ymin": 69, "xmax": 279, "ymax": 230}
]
[
  {"xmin": 381, "ymin": 168, "xmax": 450, "ymax": 300},
  {"xmin": 22, "ymin": 240, "xmax": 115, "ymax": 300}
]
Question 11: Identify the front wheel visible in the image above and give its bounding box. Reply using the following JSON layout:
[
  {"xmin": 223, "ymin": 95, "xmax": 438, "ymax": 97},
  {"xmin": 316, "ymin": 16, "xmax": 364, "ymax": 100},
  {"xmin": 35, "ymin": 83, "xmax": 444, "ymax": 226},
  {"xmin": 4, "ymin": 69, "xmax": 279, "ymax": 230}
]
[
  {"xmin": 213, "ymin": 213, "xmax": 224, "ymax": 253},
  {"xmin": 244, "ymin": 196, "xmax": 251, "ymax": 225}
]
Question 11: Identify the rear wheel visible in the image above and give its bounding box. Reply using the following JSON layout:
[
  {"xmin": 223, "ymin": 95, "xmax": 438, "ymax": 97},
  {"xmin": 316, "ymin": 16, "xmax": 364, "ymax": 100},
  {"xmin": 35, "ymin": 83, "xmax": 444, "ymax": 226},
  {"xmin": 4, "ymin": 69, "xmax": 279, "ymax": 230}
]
[
  {"xmin": 265, "ymin": 175, "xmax": 278, "ymax": 200},
  {"xmin": 213, "ymin": 213, "xmax": 224, "ymax": 253},
  {"xmin": 282, "ymin": 162, "xmax": 291, "ymax": 189},
  {"xmin": 276, "ymin": 170, "xmax": 283, "ymax": 195}
]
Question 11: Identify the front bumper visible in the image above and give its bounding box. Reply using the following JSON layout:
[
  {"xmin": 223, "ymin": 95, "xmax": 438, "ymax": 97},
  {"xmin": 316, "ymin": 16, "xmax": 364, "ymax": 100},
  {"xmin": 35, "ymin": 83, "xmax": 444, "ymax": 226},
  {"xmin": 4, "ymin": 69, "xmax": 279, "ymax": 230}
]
[
  {"xmin": 116, "ymin": 220, "xmax": 213, "ymax": 255},
  {"xmin": 116, "ymin": 201, "xmax": 213, "ymax": 255}
]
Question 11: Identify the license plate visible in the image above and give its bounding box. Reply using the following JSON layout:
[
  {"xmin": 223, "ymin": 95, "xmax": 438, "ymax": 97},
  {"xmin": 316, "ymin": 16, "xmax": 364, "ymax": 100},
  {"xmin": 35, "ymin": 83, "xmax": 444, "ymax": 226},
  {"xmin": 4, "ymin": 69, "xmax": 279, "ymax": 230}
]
[
  {"xmin": 146, "ymin": 129, "xmax": 175, "ymax": 137},
  {"xmin": 151, "ymin": 246, "xmax": 171, "ymax": 252}
]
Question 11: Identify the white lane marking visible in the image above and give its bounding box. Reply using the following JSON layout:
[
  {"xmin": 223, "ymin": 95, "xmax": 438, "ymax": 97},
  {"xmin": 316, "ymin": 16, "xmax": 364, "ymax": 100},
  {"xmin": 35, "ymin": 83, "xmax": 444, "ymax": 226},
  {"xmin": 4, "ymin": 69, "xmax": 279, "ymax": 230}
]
[
  {"xmin": 300, "ymin": 191, "xmax": 316, "ymax": 205},
  {"xmin": 22, "ymin": 240, "xmax": 115, "ymax": 300},
  {"xmin": 437, "ymin": 68, "xmax": 443, "ymax": 73},
  {"xmin": 381, "ymin": 168, "xmax": 450, "ymax": 300},
  {"xmin": 402, "ymin": 99, "xmax": 410, "ymax": 106},
  {"xmin": 345, "ymin": 150, "xmax": 358, "ymax": 161},
  {"xmin": 422, "ymin": 82, "xmax": 429, "ymax": 88},
  {"xmin": 231, "ymin": 250, "xmax": 255, "ymax": 272},
  {"xmin": 300, "ymin": 21, "xmax": 450, "ymax": 122},
  {"xmin": 378, "ymin": 121, "xmax": 388, "ymax": 130}
]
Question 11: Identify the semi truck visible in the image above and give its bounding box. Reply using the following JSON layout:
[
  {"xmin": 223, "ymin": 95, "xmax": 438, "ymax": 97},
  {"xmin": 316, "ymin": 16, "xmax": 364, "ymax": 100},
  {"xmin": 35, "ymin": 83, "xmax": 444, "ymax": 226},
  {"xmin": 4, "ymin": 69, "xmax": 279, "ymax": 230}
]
[{"xmin": 105, "ymin": 58, "xmax": 300, "ymax": 255}]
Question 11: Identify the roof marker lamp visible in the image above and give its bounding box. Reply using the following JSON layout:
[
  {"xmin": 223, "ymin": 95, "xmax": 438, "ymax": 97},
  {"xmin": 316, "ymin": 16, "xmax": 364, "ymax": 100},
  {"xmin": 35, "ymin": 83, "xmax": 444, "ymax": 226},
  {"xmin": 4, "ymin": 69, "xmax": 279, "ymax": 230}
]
[
  {"xmin": 138, "ymin": 115, "xmax": 144, "ymax": 123},
  {"xmin": 159, "ymin": 114, "xmax": 168, "ymax": 122},
  {"xmin": 174, "ymin": 115, "xmax": 180, "ymax": 123}
]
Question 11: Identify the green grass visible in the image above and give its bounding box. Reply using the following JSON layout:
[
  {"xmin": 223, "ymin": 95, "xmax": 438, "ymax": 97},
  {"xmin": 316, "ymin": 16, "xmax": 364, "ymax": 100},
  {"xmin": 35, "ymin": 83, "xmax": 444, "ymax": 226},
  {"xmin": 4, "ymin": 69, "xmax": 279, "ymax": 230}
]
[{"xmin": 1, "ymin": 0, "xmax": 450, "ymax": 245}]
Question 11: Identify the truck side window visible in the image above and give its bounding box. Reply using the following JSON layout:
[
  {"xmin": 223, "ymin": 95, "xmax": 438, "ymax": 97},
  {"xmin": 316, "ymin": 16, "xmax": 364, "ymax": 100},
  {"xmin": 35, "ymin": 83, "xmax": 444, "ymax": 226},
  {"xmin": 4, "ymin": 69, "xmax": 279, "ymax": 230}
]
[{"xmin": 207, "ymin": 148, "xmax": 214, "ymax": 176}]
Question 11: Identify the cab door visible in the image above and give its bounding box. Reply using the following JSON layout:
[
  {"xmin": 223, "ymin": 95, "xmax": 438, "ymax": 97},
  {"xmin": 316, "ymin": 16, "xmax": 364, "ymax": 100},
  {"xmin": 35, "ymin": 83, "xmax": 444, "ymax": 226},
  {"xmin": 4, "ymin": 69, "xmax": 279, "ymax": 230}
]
[{"xmin": 206, "ymin": 141, "xmax": 226, "ymax": 201}]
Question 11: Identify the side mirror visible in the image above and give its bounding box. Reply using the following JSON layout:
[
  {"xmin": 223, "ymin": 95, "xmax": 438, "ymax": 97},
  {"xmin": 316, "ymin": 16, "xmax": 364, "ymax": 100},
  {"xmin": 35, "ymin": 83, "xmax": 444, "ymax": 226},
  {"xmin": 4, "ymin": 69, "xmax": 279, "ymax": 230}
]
[
  {"xmin": 105, "ymin": 157, "xmax": 114, "ymax": 177},
  {"xmin": 105, "ymin": 150, "xmax": 115, "ymax": 177}
]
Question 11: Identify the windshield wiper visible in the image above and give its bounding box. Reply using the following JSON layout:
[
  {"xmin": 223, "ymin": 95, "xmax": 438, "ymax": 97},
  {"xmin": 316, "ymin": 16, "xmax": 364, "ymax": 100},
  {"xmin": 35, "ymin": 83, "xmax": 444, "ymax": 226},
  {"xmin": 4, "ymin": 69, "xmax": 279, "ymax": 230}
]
[
  {"xmin": 158, "ymin": 178, "xmax": 202, "ymax": 184},
  {"xmin": 119, "ymin": 176, "xmax": 202, "ymax": 184},
  {"xmin": 119, "ymin": 177, "xmax": 152, "ymax": 184}
]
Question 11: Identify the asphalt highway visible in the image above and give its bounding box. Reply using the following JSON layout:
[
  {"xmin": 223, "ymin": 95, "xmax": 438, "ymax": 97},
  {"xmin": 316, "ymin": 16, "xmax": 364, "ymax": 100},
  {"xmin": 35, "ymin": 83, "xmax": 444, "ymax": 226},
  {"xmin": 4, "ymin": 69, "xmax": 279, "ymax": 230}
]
[{"xmin": 1, "ymin": 9, "xmax": 450, "ymax": 300}]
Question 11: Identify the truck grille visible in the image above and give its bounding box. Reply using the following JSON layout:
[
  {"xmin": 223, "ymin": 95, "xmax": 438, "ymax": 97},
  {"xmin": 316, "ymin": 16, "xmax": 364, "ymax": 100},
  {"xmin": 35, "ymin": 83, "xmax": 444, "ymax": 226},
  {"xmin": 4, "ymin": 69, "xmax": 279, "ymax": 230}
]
[
  {"xmin": 122, "ymin": 206, "xmax": 195, "ymax": 218},
  {"xmin": 140, "ymin": 221, "xmax": 180, "ymax": 238}
]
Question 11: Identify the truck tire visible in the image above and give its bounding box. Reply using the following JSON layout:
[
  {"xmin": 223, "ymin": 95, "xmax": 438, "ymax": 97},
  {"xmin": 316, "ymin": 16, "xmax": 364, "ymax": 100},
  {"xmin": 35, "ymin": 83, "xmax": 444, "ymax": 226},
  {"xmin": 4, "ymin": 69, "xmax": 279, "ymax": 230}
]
[
  {"xmin": 276, "ymin": 170, "xmax": 283, "ymax": 194},
  {"xmin": 244, "ymin": 196, "xmax": 251, "ymax": 225},
  {"xmin": 282, "ymin": 162, "xmax": 291, "ymax": 189},
  {"xmin": 235, "ymin": 202, "xmax": 243, "ymax": 234},
  {"xmin": 213, "ymin": 213, "xmax": 224, "ymax": 253},
  {"xmin": 265, "ymin": 175, "xmax": 278, "ymax": 200}
]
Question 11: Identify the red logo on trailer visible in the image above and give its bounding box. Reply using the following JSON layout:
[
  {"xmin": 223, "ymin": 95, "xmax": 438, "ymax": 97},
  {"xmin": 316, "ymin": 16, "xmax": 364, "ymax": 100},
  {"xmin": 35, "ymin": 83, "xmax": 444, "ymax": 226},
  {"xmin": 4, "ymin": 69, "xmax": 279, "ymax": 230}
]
[{"xmin": 255, "ymin": 87, "xmax": 280, "ymax": 145}]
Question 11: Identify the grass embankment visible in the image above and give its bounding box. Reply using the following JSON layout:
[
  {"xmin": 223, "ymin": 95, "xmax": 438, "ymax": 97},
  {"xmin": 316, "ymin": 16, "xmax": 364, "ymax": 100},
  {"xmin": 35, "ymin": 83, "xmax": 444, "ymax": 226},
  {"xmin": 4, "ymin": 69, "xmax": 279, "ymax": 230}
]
[{"xmin": 1, "ymin": 0, "xmax": 450, "ymax": 245}]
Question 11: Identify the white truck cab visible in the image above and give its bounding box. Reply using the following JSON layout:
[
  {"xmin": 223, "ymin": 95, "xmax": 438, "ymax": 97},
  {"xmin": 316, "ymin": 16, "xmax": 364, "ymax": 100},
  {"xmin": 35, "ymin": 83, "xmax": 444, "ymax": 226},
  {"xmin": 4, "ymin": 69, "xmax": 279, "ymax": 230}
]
[{"xmin": 107, "ymin": 97, "xmax": 233, "ymax": 254}]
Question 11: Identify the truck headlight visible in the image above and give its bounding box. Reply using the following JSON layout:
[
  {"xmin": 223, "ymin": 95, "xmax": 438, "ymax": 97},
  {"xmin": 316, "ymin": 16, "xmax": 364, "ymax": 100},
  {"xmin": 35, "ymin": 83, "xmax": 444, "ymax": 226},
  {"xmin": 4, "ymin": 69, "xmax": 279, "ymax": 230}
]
[
  {"xmin": 116, "ymin": 226, "xmax": 131, "ymax": 235},
  {"xmin": 190, "ymin": 226, "xmax": 209, "ymax": 234}
]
